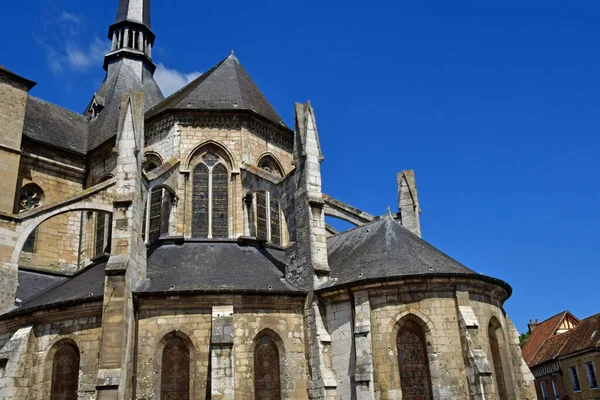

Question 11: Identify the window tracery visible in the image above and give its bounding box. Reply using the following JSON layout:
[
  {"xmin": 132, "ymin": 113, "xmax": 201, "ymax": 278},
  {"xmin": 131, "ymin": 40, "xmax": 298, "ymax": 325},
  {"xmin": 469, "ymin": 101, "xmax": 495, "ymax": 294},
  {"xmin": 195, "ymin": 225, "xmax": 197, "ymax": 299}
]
[
  {"xmin": 396, "ymin": 320, "xmax": 432, "ymax": 400},
  {"xmin": 18, "ymin": 183, "xmax": 44, "ymax": 212},
  {"xmin": 192, "ymin": 152, "xmax": 229, "ymax": 238}
]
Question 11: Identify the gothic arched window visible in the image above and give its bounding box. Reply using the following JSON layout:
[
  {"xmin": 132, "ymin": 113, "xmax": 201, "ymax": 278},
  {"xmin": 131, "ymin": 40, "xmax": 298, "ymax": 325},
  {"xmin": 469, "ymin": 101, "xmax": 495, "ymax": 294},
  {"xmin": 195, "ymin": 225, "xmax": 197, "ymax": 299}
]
[
  {"xmin": 254, "ymin": 335, "xmax": 281, "ymax": 400},
  {"xmin": 51, "ymin": 343, "xmax": 79, "ymax": 400},
  {"xmin": 192, "ymin": 152, "xmax": 229, "ymax": 238},
  {"xmin": 254, "ymin": 191, "xmax": 282, "ymax": 246},
  {"xmin": 489, "ymin": 318, "xmax": 508, "ymax": 399},
  {"xmin": 397, "ymin": 320, "xmax": 432, "ymax": 400},
  {"xmin": 161, "ymin": 336, "xmax": 190, "ymax": 400}
]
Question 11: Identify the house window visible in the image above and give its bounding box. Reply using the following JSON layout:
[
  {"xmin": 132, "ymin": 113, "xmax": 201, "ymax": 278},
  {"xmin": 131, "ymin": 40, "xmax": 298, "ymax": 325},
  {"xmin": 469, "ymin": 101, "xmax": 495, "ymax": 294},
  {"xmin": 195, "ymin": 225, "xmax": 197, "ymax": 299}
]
[
  {"xmin": 569, "ymin": 366, "xmax": 582, "ymax": 392},
  {"xmin": 95, "ymin": 212, "xmax": 112, "ymax": 257},
  {"xmin": 551, "ymin": 379, "xmax": 559, "ymax": 399},
  {"xmin": 161, "ymin": 336, "xmax": 190, "ymax": 400},
  {"xmin": 396, "ymin": 320, "xmax": 432, "ymax": 400},
  {"xmin": 254, "ymin": 335, "xmax": 281, "ymax": 400},
  {"xmin": 192, "ymin": 152, "xmax": 229, "ymax": 238},
  {"xmin": 540, "ymin": 381, "xmax": 548, "ymax": 400},
  {"xmin": 18, "ymin": 183, "xmax": 44, "ymax": 212},
  {"xmin": 585, "ymin": 362, "xmax": 599, "ymax": 389},
  {"xmin": 51, "ymin": 343, "xmax": 79, "ymax": 400}
]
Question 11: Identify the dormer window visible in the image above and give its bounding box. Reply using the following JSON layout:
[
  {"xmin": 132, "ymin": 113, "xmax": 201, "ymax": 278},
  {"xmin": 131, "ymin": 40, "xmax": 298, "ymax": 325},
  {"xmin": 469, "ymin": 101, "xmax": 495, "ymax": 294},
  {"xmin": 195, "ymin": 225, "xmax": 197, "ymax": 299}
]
[{"xmin": 88, "ymin": 96, "xmax": 104, "ymax": 118}]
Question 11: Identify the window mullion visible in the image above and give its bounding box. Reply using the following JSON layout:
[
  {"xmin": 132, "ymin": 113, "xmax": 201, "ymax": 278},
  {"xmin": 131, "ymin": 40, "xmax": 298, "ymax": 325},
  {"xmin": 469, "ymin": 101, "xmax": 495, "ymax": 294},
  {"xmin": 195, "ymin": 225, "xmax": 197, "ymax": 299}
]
[{"xmin": 208, "ymin": 166, "xmax": 213, "ymax": 238}]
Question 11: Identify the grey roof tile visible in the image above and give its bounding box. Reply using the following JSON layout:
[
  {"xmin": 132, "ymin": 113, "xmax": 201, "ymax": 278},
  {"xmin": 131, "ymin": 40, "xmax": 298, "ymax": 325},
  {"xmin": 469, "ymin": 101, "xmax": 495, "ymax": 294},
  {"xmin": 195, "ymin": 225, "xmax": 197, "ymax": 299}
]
[
  {"xmin": 138, "ymin": 241, "xmax": 303, "ymax": 294},
  {"xmin": 23, "ymin": 96, "xmax": 88, "ymax": 154},
  {"xmin": 146, "ymin": 53, "xmax": 285, "ymax": 126},
  {"xmin": 15, "ymin": 269, "xmax": 67, "ymax": 304},
  {"xmin": 114, "ymin": 0, "xmax": 151, "ymax": 29},
  {"xmin": 325, "ymin": 217, "xmax": 506, "ymax": 288}
]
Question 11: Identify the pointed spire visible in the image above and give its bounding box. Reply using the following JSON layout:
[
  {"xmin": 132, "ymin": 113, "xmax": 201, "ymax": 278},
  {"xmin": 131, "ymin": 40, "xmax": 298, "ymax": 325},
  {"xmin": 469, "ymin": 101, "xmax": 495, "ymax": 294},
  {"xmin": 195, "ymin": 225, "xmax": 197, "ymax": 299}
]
[
  {"xmin": 114, "ymin": 0, "xmax": 152, "ymax": 29},
  {"xmin": 104, "ymin": 0, "xmax": 155, "ymax": 72}
]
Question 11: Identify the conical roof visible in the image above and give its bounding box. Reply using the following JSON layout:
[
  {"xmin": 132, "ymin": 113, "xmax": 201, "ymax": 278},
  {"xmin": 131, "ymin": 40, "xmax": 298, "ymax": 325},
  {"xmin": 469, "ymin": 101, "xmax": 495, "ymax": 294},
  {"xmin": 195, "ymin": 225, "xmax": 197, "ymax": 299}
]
[
  {"xmin": 147, "ymin": 53, "xmax": 285, "ymax": 126},
  {"xmin": 325, "ymin": 217, "xmax": 511, "ymax": 291}
]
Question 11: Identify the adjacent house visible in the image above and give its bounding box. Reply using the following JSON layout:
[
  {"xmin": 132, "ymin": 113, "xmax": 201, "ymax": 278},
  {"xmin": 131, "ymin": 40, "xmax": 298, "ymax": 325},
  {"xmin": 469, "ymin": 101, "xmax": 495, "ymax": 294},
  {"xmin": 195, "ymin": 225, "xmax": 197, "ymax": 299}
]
[{"xmin": 523, "ymin": 311, "xmax": 600, "ymax": 400}]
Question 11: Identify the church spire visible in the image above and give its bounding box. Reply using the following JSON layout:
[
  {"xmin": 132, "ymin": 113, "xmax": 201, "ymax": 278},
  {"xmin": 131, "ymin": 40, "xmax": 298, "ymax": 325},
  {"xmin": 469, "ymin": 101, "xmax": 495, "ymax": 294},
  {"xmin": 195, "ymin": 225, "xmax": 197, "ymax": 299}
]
[{"xmin": 104, "ymin": 0, "xmax": 155, "ymax": 71}]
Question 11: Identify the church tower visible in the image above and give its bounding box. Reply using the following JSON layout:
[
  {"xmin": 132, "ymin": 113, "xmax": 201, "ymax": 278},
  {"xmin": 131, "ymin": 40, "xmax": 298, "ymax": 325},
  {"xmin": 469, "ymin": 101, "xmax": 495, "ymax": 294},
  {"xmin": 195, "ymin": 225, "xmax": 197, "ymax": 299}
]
[{"xmin": 85, "ymin": 0, "xmax": 164, "ymax": 151}]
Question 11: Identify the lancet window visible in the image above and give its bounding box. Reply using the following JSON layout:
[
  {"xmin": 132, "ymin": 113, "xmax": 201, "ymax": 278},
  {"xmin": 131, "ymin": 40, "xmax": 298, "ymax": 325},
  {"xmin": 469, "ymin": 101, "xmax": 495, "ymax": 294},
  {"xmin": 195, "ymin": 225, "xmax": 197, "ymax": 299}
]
[
  {"xmin": 143, "ymin": 187, "xmax": 172, "ymax": 243},
  {"xmin": 161, "ymin": 336, "xmax": 190, "ymax": 400},
  {"xmin": 51, "ymin": 343, "xmax": 79, "ymax": 400},
  {"xmin": 95, "ymin": 212, "xmax": 112, "ymax": 257},
  {"xmin": 192, "ymin": 152, "xmax": 229, "ymax": 238},
  {"xmin": 254, "ymin": 335, "xmax": 281, "ymax": 400},
  {"xmin": 396, "ymin": 320, "xmax": 433, "ymax": 400}
]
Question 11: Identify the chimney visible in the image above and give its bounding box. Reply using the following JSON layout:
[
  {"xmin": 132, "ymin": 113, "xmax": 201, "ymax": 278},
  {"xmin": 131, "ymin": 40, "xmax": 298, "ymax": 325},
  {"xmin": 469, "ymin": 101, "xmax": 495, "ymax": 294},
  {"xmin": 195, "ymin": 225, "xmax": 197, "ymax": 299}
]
[{"xmin": 528, "ymin": 319, "xmax": 539, "ymax": 333}]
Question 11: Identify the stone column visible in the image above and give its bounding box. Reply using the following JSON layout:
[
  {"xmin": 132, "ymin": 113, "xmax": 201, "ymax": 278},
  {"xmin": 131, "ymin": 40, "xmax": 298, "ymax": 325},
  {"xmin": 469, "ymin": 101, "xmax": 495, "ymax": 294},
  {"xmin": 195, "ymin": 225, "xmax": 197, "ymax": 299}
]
[
  {"xmin": 353, "ymin": 291, "xmax": 374, "ymax": 400},
  {"xmin": 211, "ymin": 305, "xmax": 235, "ymax": 400}
]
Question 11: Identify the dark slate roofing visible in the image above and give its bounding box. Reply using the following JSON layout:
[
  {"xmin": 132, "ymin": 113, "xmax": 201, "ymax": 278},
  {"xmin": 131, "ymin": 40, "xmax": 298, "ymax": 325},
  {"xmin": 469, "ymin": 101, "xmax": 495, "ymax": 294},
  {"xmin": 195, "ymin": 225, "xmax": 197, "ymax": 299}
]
[
  {"xmin": 8, "ymin": 262, "xmax": 106, "ymax": 315},
  {"xmin": 146, "ymin": 53, "xmax": 285, "ymax": 126},
  {"xmin": 325, "ymin": 217, "xmax": 502, "ymax": 288},
  {"xmin": 114, "ymin": 0, "xmax": 151, "ymax": 29},
  {"xmin": 16, "ymin": 269, "xmax": 67, "ymax": 304},
  {"xmin": 23, "ymin": 96, "xmax": 88, "ymax": 154},
  {"xmin": 138, "ymin": 241, "xmax": 303, "ymax": 294},
  {"xmin": 87, "ymin": 60, "xmax": 164, "ymax": 150}
]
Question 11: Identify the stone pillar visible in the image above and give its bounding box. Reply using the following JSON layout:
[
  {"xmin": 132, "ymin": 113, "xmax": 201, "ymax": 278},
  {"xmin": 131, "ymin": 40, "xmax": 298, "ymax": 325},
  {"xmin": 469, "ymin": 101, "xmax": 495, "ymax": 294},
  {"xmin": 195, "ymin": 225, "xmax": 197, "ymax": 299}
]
[
  {"xmin": 123, "ymin": 28, "xmax": 129, "ymax": 48},
  {"xmin": 455, "ymin": 291, "xmax": 495, "ymax": 400},
  {"xmin": 0, "ymin": 68, "xmax": 35, "ymax": 214},
  {"xmin": 0, "ymin": 326, "xmax": 33, "ymax": 399},
  {"xmin": 96, "ymin": 93, "xmax": 147, "ymax": 400},
  {"xmin": 397, "ymin": 170, "xmax": 421, "ymax": 237},
  {"xmin": 211, "ymin": 305, "xmax": 234, "ymax": 400},
  {"xmin": 0, "ymin": 68, "xmax": 35, "ymax": 313},
  {"xmin": 353, "ymin": 291, "xmax": 374, "ymax": 400},
  {"xmin": 111, "ymin": 31, "xmax": 118, "ymax": 51},
  {"xmin": 137, "ymin": 31, "xmax": 144, "ymax": 52}
]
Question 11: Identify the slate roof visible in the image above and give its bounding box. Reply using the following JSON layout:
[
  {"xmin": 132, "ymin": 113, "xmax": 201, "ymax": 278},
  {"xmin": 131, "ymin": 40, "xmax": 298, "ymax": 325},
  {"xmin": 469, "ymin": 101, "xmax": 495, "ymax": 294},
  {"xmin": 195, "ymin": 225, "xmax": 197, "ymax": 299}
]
[
  {"xmin": 15, "ymin": 269, "xmax": 67, "ymax": 304},
  {"xmin": 2, "ymin": 263, "xmax": 106, "ymax": 318},
  {"xmin": 114, "ymin": 0, "xmax": 151, "ymax": 29},
  {"xmin": 146, "ymin": 53, "xmax": 286, "ymax": 127},
  {"xmin": 23, "ymin": 96, "xmax": 88, "ymax": 154},
  {"xmin": 138, "ymin": 240, "xmax": 303, "ymax": 294},
  {"xmin": 522, "ymin": 310, "xmax": 575, "ymax": 365},
  {"xmin": 324, "ymin": 217, "xmax": 510, "ymax": 290},
  {"xmin": 86, "ymin": 61, "xmax": 164, "ymax": 150}
]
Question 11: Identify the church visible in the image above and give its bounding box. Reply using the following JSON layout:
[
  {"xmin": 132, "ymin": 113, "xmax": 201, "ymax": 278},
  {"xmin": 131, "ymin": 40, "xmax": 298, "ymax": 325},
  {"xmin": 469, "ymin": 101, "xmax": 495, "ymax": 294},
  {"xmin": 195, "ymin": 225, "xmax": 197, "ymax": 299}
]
[{"xmin": 0, "ymin": 0, "xmax": 536, "ymax": 399}]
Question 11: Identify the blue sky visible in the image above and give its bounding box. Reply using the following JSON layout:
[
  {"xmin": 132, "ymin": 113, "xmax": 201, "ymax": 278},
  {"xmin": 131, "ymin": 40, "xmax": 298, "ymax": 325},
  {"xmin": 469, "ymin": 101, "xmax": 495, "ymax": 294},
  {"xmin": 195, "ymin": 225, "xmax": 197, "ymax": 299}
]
[{"xmin": 2, "ymin": 0, "xmax": 599, "ymax": 333}]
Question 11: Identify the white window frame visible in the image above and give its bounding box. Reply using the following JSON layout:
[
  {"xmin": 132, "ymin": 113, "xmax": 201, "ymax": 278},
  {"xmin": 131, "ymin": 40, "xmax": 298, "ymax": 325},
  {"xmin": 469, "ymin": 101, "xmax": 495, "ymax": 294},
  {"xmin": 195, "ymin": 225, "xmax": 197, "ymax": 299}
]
[
  {"xmin": 569, "ymin": 366, "xmax": 582, "ymax": 392},
  {"xmin": 585, "ymin": 361, "xmax": 599, "ymax": 389}
]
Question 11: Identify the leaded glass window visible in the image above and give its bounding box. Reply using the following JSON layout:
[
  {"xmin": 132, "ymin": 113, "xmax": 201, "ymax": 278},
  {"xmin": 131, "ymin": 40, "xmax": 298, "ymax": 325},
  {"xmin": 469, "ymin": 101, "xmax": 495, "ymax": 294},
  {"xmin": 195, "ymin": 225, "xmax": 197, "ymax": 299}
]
[
  {"xmin": 256, "ymin": 192, "xmax": 268, "ymax": 240},
  {"xmin": 270, "ymin": 196, "xmax": 281, "ymax": 246},
  {"xmin": 191, "ymin": 153, "xmax": 229, "ymax": 238},
  {"xmin": 148, "ymin": 187, "xmax": 163, "ymax": 242},
  {"xmin": 252, "ymin": 191, "xmax": 282, "ymax": 246},
  {"xmin": 51, "ymin": 343, "xmax": 79, "ymax": 400},
  {"xmin": 161, "ymin": 337, "xmax": 190, "ymax": 400},
  {"xmin": 212, "ymin": 164, "xmax": 229, "ymax": 238},
  {"xmin": 18, "ymin": 183, "xmax": 44, "ymax": 212},
  {"xmin": 397, "ymin": 320, "xmax": 432, "ymax": 400},
  {"xmin": 254, "ymin": 335, "xmax": 281, "ymax": 400}
]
